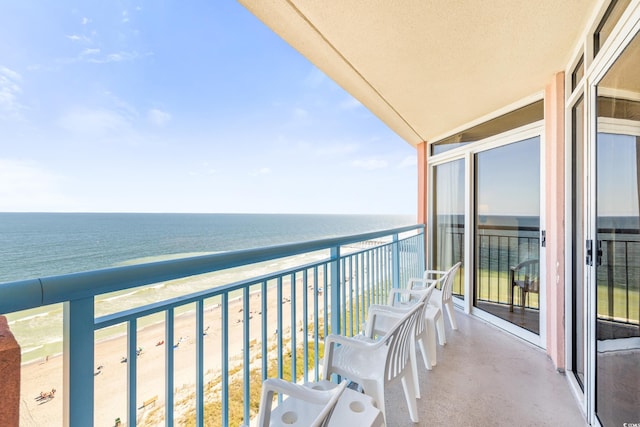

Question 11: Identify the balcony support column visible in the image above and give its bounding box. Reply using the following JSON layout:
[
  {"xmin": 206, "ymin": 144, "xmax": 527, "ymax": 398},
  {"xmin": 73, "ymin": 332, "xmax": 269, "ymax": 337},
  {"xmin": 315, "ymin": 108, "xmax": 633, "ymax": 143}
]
[
  {"xmin": 544, "ymin": 71, "xmax": 566, "ymax": 370},
  {"xmin": 63, "ymin": 298, "xmax": 95, "ymax": 426},
  {"xmin": 0, "ymin": 316, "xmax": 20, "ymax": 427},
  {"xmin": 417, "ymin": 141, "xmax": 428, "ymax": 265}
]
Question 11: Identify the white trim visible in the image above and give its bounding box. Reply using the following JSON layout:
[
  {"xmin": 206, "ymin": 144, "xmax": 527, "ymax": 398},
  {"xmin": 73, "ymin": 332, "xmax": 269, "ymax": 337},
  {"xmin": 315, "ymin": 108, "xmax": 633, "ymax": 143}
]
[
  {"xmin": 598, "ymin": 116, "xmax": 640, "ymax": 136},
  {"xmin": 564, "ymin": 93, "xmax": 589, "ymax": 417},
  {"xmin": 464, "ymin": 151, "xmax": 473, "ymax": 314},
  {"xmin": 567, "ymin": 85, "xmax": 585, "ymax": 108},
  {"xmin": 538, "ymin": 118, "xmax": 547, "ymax": 350},
  {"xmin": 598, "ymin": 86, "xmax": 640, "ymax": 101}
]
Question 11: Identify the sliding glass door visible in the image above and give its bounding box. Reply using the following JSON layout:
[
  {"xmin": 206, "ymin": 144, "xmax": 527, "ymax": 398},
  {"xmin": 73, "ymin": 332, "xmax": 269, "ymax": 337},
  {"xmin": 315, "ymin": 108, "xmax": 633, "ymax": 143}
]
[
  {"xmin": 474, "ymin": 137, "xmax": 541, "ymax": 334},
  {"xmin": 433, "ymin": 159, "xmax": 465, "ymax": 296},
  {"xmin": 594, "ymin": 30, "xmax": 640, "ymax": 427}
]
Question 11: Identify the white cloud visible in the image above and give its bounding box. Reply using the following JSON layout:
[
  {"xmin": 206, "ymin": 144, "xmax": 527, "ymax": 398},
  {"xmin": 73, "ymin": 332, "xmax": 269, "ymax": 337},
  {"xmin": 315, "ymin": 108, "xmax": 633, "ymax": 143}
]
[
  {"xmin": 399, "ymin": 155, "xmax": 417, "ymax": 168},
  {"xmin": 339, "ymin": 97, "xmax": 362, "ymax": 110},
  {"xmin": 67, "ymin": 34, "xmax": 91, "ymax": 43},
  {"xmin": 86, "ymin": 51, "xmax": 147, "ymax": 64},
  {"xmin": 81, "ymin": 48, "xmax": 101, "ymax": 56},
  {"xmin": 250, "ymin": 167, "xmax": 272, "ymax": 177},
  {"xmin": 351, "ymin": 158, "xmax": 388, "ymax": 170},
  {"xmin": 0, "ymin": 66, "xmax": 25, "ymax": 119},
  {"xmin": 122, "ymin": 10, "xmax": 130, "ymax": 24},
  {"xmin": 57, "ymin": 107, "xmax": 131, "ymax": 136},
  {"xmin": 304, "ymin": 68, "xmax": 327, "ymax": 87},
  {"xmin": 0, "ymin": 159, "xmax": 70, "ymax": 211},
  {"xmin": 148, "ymin": 109, "xmax": 171, "ymax": 127},
  {"xmin": 81, "ymin": 17, "xmax": 90, "ymax": 25}
]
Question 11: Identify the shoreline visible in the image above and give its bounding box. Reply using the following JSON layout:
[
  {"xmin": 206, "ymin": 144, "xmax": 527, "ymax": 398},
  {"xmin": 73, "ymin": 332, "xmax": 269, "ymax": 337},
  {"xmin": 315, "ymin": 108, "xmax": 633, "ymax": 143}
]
[{"xmin": 19, "ymin": 276, "xmax": 326, "ymax": 427}]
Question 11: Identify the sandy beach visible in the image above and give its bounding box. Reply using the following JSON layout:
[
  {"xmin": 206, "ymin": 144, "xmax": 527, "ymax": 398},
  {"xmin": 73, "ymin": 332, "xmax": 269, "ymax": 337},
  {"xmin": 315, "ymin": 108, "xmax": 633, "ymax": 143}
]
[{"xmin": 18, "ymin": 279, "xmax": 327, "ymax": 427}]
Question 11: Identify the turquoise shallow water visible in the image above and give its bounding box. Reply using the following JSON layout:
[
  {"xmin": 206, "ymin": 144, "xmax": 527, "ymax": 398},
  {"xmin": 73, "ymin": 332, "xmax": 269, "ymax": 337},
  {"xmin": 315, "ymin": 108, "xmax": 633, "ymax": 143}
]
[{"xmin": 0, "ymin": 212, "xmax": 415, "ymax": 363}]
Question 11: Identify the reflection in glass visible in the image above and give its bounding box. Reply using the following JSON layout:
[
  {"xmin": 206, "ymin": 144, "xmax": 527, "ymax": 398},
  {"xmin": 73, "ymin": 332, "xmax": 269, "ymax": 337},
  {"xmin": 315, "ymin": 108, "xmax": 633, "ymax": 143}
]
[
  {"xmin": 595, "ymin": 31, "xmax": 640, "ymax": 427},
  {"xmin": 474, "ymin": 137, "xmax": 540, "ymax": 334},
  {"xmin": 431, "ymin": 101, "xmax": 543, "ymax": 155},
  {"xmin": 433, "ymin": 160, "xmax": 464, "ymax": 295},
  {"xmin": 593, "ymin": 0, "xmax": 632, "ymax": 57}
]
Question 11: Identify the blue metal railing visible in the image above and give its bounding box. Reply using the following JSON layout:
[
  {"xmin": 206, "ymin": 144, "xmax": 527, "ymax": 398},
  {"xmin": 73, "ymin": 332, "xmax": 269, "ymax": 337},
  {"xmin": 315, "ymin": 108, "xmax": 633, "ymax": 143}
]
[{"xmin": 0, "ymin": 224, "xmax": 424, "ymax": 426}]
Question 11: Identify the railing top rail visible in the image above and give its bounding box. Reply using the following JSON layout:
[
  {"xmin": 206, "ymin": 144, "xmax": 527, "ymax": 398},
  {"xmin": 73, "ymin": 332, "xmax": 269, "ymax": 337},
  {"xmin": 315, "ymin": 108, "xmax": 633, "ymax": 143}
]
[{"xmin": 0, "ymin": 224, "xmax": 423, "ymax": 314}]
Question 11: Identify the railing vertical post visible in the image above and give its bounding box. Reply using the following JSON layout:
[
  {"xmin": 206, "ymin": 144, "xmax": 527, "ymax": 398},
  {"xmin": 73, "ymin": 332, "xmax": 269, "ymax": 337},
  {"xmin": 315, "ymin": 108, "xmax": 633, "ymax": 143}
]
[
  {"xmin": 127, "ymin": 319, "xmax": 137, "ymax": 427},
  {"xmin": 196, "ymin": 300, "xmax": 205, "ymax": 427},
  {"xmin": 165, "ymin": 308, "xmax": 174, "ymax": 427},
  {"xmin": 330, "ymin": 246, "xmax": 341, "ymax": 339},
  {"xmin": 392, "ymin": 233, "xmax": 400, "ymax": 289},
  {"xmin": 63, "ymin": 298, "xmax": 94, "ymax": 427},
  {"xmin": 606, "ymin": 240, "xmax": 614, "ymax": 318}
]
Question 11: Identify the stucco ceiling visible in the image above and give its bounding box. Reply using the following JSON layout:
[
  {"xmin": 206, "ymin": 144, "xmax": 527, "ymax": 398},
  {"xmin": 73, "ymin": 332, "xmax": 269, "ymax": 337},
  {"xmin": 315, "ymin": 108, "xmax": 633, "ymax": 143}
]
[{"xmin": 239, "ymin": 1, "xmax": 599, "ymax": 147}]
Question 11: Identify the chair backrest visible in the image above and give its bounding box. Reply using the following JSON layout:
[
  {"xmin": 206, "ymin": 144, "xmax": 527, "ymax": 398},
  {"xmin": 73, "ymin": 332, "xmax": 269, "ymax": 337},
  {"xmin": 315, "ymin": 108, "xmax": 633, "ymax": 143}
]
[
  {"xmin": 387, "ymin": 282, "xmax": 436, "ymax": 338},
  {"xmin": 511, "ymin": 259, "xmax": 539, "ymax": 293},
  {"xmin": 382, "ymin": 302, "xmax": 423, "ymax": 383},
  {"xmin": 440, "ymin": 262, "xmax": 462, "ymax": 304}
]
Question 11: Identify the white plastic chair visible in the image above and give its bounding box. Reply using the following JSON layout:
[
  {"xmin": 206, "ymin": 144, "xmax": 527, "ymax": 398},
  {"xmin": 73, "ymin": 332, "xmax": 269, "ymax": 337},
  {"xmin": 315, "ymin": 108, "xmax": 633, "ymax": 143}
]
[
  {"xmin": 410, "ymin": 261, "xmax": 462, "ymax": 345},
  {"xmin": 365, "ymin": 278, "xmax": 440, "ymax": 399},
  {"xmin": 256, "ymin": 378, "xmax": 348, "ymax": 427},
  {"xmin": 322, "ymin": 301, "xmax": 423, "ymax": 424}
]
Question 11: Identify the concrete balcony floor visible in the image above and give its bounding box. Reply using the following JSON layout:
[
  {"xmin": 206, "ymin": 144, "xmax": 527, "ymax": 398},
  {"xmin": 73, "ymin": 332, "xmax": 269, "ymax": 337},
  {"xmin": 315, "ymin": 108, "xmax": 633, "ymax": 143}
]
[{"xmin": 383, "ymin": 310, "xmax": 587, "ymax": 426}]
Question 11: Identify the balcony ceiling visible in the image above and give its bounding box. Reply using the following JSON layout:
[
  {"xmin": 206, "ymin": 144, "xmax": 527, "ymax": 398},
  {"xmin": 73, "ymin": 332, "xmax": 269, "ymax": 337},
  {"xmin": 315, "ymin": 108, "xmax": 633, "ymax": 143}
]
[{"xmin": 240, "ymin": 0, "xmax": 598, "ymax": 147}]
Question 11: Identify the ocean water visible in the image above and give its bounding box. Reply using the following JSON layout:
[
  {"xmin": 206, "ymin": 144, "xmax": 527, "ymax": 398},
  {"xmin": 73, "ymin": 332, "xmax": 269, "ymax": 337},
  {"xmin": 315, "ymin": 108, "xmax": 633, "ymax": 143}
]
[{"xmin": 0, "ymin": 213, "xmax": 415, "ymax": 363}]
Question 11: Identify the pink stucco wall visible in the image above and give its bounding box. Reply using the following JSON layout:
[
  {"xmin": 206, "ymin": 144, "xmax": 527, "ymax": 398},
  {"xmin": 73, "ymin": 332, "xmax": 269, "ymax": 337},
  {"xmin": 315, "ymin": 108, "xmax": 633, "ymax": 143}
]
[
  {"xmin": 0, "ymin": 315, "xmax": 21, "ymax": 426},
  {"xmin": 544, "ymin": 72, "xmax": 566, "ymax": 370}
]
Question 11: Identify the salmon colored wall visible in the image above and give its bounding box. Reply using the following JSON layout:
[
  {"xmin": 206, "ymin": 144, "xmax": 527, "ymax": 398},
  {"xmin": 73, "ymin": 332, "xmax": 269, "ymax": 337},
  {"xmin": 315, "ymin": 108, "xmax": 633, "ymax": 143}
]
[
  {"xmin": 417, "ymin": 142, "xmax": 427, "ymax": 226},
  {"xmin": 417, "ymin": 142, "xmax": 428, "ymax": 264},
  {"xmin": 544, "ymin": 72, "xmax": 566, "ymax": 370},
  {"xmin": 0, "ymin": 315, "xmax": 21, "ymax": 426}
]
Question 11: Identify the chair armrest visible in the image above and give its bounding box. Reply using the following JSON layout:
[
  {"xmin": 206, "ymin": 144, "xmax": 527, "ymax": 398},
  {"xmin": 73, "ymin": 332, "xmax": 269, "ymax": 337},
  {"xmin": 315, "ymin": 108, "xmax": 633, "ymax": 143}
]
[
  {"xmin": 258, "ymin": 379, "xmax": 347, "ymax": 427},
  {"xmin": 387, "ymin": 287, "xmax": 430, "ymax": 305},
  {"xmin": 324, "ymin": 333, "xmax": 381, "ymax": 351},
  {"xmin": 368, "ymin": 303, "xmax": 408, "ymax": 316},
  {"xmin": 423, "ymin": 269, "xmax": 448, "ymax": 276},
  {"xmin": 407, "ymin": 277, "xmax": 425, "ymax": 288},
  {"xmin": 365, "ymin": 304, "xmax": 408, "ymax": 337},
  {"xmin": 262, "ymin": 378, "xmax": 346, "ymax": 404},
  {"xmin": 262, "ymin": 378, "xmax": 346, "ymax": 405}
]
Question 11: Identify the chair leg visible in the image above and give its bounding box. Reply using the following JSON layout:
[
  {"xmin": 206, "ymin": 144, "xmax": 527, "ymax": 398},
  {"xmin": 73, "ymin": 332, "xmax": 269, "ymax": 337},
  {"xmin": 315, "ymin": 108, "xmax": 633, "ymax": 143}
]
[
  {"xmin": 417, "ymin": 336, "xmax": 432, "ymax": 370},
  {"xmin": 445, "ymin": 300, "xmax": 458, "ymax": 330},
  {"xmin": 425, "ymin": 317, "xmax": 438, "ymax": 366},
  {"xmin": 401, "ymin": 370, "xmax": 419, "ymax": 423},
  {"xmin": 436, "ymin": 314, "xmax": 446, "ymax": 345},
  {"xmin": 409, "ymin": 336, "xmax": 421, "ymax": 398},
  {"xmin": 364, "ymin": 381, "xmax": 386, "ymax": 426}
]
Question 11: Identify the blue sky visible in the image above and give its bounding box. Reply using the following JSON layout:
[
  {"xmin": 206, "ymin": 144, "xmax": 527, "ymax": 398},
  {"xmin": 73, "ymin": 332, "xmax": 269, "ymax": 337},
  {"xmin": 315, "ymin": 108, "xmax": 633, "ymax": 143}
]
[{"xmin": 0, "ymin": 1, "xmax": 417, "ymax": 215}]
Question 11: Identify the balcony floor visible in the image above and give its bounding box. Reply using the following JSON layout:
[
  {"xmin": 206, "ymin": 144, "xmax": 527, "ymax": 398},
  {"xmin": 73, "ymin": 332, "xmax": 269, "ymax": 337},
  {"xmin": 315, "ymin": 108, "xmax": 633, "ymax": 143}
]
[{"xmin": 383, "ymin": 309, "xmax": 586, "ymax": 426}]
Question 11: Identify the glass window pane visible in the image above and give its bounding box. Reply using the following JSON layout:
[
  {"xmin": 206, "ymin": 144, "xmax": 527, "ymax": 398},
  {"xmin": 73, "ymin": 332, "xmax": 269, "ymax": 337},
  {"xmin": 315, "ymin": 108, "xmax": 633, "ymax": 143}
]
[
  {"xmin": 474, "ymin": 137, "xmax": 540, "ymax": 334},
  {"xmin": 433, "ymin": 159, "xmax": 465, "ymax": 296},
  {"xmin": 595, "ymin": 30, "xmax": 640, "ymax": 427},
  {"xmin": 571, "ymin": 55, "xmax": 584, "ymax": 93},
  {"xmin": 594, "ymin": 0, "xmax": 632, "ymax": 57},
  {"xmin": 431, "ymin": 101, "xmax": 543, "ymax": 156}
]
